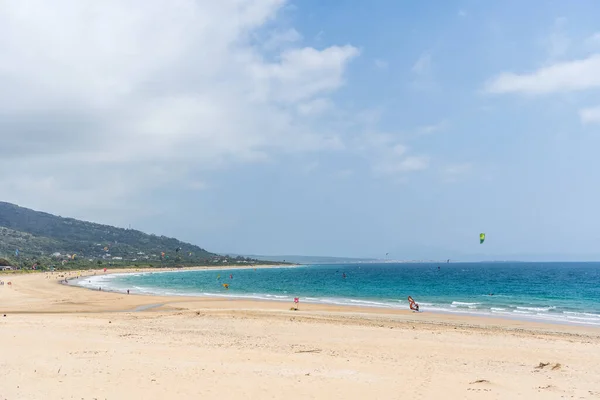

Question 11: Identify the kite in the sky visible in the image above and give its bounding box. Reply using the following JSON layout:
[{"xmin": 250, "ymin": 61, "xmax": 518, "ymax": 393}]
[{"xmin": 480, "ymin": 233, "xmax": 486, "ymax": 244}]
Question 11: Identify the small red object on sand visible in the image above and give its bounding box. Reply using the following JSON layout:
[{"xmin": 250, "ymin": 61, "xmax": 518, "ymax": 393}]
[{"xmin": 294, "ymin": 297, "xmax": 299, "ymax": 304}]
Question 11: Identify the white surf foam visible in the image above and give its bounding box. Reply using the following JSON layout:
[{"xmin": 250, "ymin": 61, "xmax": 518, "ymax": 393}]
[{"xmin": 71, "ymin": 274, "xmax": 600, "ymax": 327}]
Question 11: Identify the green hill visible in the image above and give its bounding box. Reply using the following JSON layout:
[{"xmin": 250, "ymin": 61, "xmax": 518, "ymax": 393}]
[{"xmin": 0, "ymin": 201, "xmax": 261, "ymax": 270}]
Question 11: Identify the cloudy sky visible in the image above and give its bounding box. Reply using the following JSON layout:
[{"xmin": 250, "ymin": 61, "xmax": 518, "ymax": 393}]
[{"xmin": 2, "ymin": 0, "xmax": 600, "ymax": 260}]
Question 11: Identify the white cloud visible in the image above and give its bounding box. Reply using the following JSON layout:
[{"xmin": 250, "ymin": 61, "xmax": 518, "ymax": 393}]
[
  {"xmin": 354, "ymin": 131, "xmax": 396, "ymax": 152},
  {"xmin": 297, "ymin": 98, "xmax": 333, "ymax": 115},
  {"xmin": 579, "ymin": 105, "xmax": 600, "ymax": 124},
  {"xmin": 399, "ymin": 156, "xmax": 429, "ymax": 171},
  {"xmin": 410, "ymin": 52, "xmax": 436, "ymax": 91},
  {"xmin": 350, "ymin": 132, "xmax": 429, "ymax": 177},
  {"xmin": 441, "ymin": 163, "xmax": 472, "ymax": 183},
  {"xmin": 412, "ymin": 52, "xmax": 432, "ymax": 75},
  {"xmin": 374, "ymin": 156, "xmax": 429, "ymax": 175},
  {"xmin": 250, "ymin": 45, "xmax": 360, "ymax": 103},
  {"xmin": 441, "ymin": 163, "xmax": 473, "ymax": 183},
  {"xmin": 485, "ymin": 54, "xmax": 600, "ymax": 95},
  {"xmin": 458, "ymin": 10, "xmax": 467, "ymax": 17},
  {"xmin": 374, "ymin": 59, "xmax": 388, "ymax": 69},
  {"xmin": 262, "ymin": 28, "xmax": 302, "ymax": 50},
  {"xmin": 187, "ymin": 181, "xmax": 208, "ymax": 191},
  {"xmin": 418, "ymin": 120, "xmax": 447, "ymax": 135},
  {"xmin": 0, "ymin": 161, "xmax": 165, "ymax": 223},
  {"xmin": 0, "ymin": 0, "xmax": 359, "ymax": 218},
  {"xmin": 444, "ymin": 163, "xmax": 472, "ymax": 175}
]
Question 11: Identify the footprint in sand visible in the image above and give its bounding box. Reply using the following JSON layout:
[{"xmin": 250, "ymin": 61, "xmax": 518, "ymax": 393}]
[
  {"xmin": 534, "ymin": 362, "xmax": 562, "ymax": 371},
  {"xmin": 537, "ymin": 384, "xmax": 556, "ymax": 390},
  {"xmin": 536, "ymin": 384, "xmax": 564, "ymax": 394},
  {"xmin": 467, "ymin": 379, "xmax": 492, "ymax": 392}
]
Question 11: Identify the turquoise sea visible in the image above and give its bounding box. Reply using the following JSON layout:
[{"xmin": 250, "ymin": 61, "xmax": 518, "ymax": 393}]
[{"xmin": 75, "ymin": 262, "xmax": 600, "ymax": 326}]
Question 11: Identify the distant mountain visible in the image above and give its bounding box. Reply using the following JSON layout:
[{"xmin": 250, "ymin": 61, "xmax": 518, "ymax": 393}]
[
  {"xmin": 224, "ymin": 254, "xmax": 378, "ymax": 264},
  {"xmin": 0, "ymin": 201, "xmax": 265, "ymax": 268}
]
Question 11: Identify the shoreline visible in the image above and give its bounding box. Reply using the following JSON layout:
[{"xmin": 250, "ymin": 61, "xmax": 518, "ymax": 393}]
[
  {"xmin": 69, "ymin": 267, "xmax": 600, "ymax": 330},
  {"xmin": 1, "ymin": 267, "xmax": 598, "ymax": 335}
]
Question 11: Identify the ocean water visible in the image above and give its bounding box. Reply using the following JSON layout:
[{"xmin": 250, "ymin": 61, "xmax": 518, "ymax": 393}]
[{"xmin": 75, "ymin": 262, "xmax": 600, "ymax": 326}]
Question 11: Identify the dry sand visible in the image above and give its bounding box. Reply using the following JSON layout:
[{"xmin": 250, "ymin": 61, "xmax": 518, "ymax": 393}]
[{"xmin": 1, "ymin": 268, "xmax": 599, "ymax": 399}]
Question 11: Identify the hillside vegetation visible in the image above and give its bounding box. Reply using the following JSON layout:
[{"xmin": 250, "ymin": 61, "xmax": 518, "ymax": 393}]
[{"xmin": 0, "ymin": 202, "xmax": 264, "ymax": 270}]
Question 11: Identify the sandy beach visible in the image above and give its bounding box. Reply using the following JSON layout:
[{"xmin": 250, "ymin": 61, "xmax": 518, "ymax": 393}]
[{"xmin": 1, "ymin": 268, "xmax": 599, "ymax": 399}]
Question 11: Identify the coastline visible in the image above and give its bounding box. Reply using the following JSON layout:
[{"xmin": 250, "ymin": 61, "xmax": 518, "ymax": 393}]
[
  {"xmin": 70, "ymin": 266, "xmax": 600, "ymax": 330},
  {"xmin": 1, "ymin": 267, "xmax": 598, "ymax": 336},
  {"xmin": 1, "ymin": 268, "xmax": 600, "ymax": 399}
]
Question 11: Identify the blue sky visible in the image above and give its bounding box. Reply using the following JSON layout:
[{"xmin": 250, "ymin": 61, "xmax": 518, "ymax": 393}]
[{"xmin": 2, "ymin": 1, "xmax": 600, "ymax": 260}]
